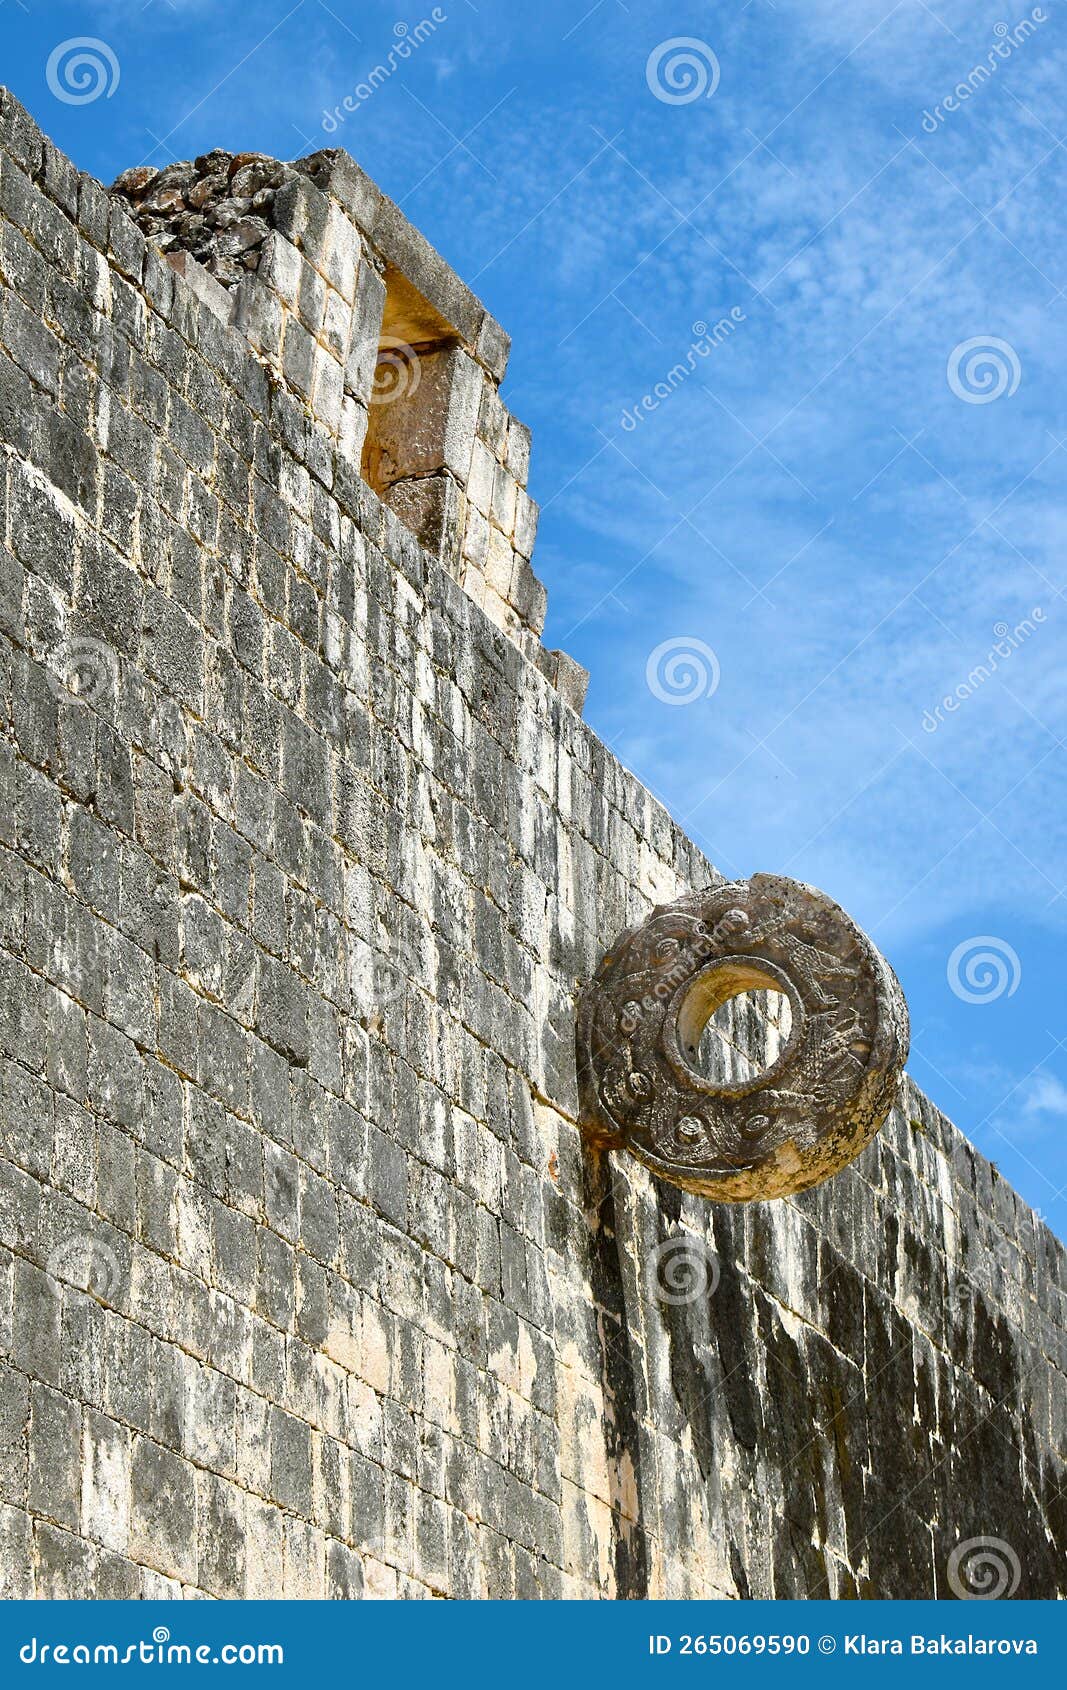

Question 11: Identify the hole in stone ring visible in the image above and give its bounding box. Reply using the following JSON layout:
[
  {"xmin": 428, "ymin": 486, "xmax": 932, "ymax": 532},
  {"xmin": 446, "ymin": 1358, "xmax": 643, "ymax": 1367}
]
[
  {"xmin": 668, "ymin": 957, "xmax": 803, "ymax": 1094},
  {"xmin": 695, "ymin": 989, "xmax": 792, "ymax": 1084}
]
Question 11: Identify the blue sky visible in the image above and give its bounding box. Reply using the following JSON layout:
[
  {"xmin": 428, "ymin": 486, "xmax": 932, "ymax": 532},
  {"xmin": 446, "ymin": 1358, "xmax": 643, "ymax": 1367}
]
[{"xmin": 7, "ymin": 0, "xmax": 1067, "ymax": 1237}]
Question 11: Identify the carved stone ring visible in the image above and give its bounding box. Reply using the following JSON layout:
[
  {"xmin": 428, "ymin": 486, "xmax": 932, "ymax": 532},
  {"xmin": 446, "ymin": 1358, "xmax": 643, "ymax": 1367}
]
[{"xmin": 576, "ymin": 873, "xmax": 909, "ymax": 1201}]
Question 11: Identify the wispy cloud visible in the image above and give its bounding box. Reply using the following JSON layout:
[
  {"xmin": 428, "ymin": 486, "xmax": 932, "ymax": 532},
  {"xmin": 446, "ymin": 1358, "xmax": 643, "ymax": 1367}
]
[{"xmin": 1023, "ymin": 1071, "xmax": 1067, "ymax": 1117}]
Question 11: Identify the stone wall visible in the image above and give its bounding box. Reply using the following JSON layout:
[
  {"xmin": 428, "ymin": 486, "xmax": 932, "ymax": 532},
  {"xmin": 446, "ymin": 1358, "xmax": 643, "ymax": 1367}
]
[
  {"xmin": 0, "ymin": 88, "xmax": 1064, "ymax": 1599},
  {"xmin": 109, "ymin": 145, "xmax": 574, "ymax": 698}
]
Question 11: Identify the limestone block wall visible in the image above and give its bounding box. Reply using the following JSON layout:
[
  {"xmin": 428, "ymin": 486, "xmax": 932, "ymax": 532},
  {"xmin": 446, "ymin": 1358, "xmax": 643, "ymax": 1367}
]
[
  {"xmin": 111, "ymin": 146, "xmax": 563, "ymax": 689},
  {"xmin": 0, "ymin": 88, "xmax": 1064, "ymax": 1600}
]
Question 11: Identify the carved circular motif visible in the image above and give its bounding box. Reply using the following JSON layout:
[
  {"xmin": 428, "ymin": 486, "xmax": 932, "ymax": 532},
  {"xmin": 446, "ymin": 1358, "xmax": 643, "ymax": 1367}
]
[{"xmin": 576, "ymin": 873, "xmax": 909, "ymax": 1201}]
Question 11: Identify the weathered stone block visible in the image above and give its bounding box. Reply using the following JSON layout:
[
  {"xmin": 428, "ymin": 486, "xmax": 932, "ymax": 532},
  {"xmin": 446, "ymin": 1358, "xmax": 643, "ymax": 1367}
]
[
  {"xmin": 384, "ymin": 473, "xmax": 462, "ymax": 578},
  {"xmin": 81, "ymin": 1410, "xmax": 130, "ymax": 1553},
  {"xmin": 129, "ymin": 1437, "xmax": 196, "ymax": 1583}
]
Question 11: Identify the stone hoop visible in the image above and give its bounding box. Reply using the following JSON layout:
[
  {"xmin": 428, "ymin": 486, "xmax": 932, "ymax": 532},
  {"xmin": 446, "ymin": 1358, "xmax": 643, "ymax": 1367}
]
[
  {"xmin": 664, "ymin": 954, "xmax": 805, "ymax": 1099},
  {"xmin": 576, "ymin": 873, "xmax": 909, "ymax": 1202}
]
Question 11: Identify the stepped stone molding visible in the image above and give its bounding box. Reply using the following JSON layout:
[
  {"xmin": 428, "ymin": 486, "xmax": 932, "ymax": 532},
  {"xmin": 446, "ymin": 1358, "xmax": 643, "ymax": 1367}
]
[{"xmin": 0, "ymin": 87, "xmax": 1063, "ymax": 1599}]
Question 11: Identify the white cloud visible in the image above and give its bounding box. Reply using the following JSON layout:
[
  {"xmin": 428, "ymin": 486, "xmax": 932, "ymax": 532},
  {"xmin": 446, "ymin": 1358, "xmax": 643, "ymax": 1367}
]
[{"xmin": 1023, "ymin": 1072, "xmax": 1067, "ymax": 1116}]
